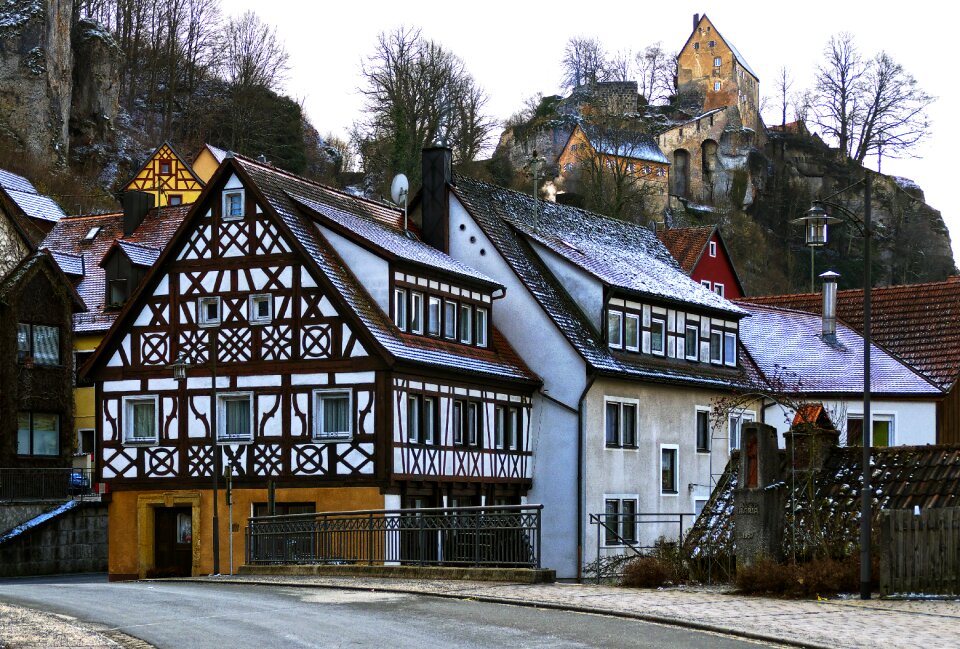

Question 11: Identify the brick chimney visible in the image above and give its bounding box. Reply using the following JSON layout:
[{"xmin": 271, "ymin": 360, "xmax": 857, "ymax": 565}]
[
  {"xmin": 820, "ymin": 270, "xmax": 840, "ymax": 342},
  {"xmin": 420, "ymin": 146, "xmax": 453, "ymax": 253},
  {"xmin": 122, "ymin": 190, "xmax": 154, "ymax": 236}
]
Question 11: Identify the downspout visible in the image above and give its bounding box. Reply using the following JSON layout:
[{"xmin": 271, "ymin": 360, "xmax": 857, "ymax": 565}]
[{"xmin": 576, "ymin": 371, "xmax": 597, "ymax": 582}]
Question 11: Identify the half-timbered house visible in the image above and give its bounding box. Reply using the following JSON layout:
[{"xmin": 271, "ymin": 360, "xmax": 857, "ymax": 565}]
[
  {"xmin": 84, "ymin": 154, "xmax": 539, "ymax": 579},
  {"xmin": 412, "ymin": 146, "xmax": 750, "ymax": 578},
  {"xmin": 123, "ymin": 142, "xmax": 205, "ymax": 208}
]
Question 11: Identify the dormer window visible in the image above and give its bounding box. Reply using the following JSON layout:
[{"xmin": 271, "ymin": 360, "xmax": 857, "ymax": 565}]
[
  {"xmin": 651, "ymin": 318, "xmax": 666, "ymax": 356},
  {"xmin": 198, "ymin": 296, "xmax": 221, "ymax": 327},
  {"xmin": 724, "ymin": 332, "xmax": 737, "ymax": 367},
  {"xmin": 108, "ymin": 279, "xmax": 128, "ymax": 307},
  {"xmin": 222, "ymin": 189, "xmax": 245, "ymax": 220},
  {"xmin": 475, "ymin": 307, "xmax": 488, "ymax": 347},
  {"xmin": 249, "ymin": 294, "xmax": 272, "ymax": 325},
  {"xmin": 710, "ymin": 330, "xmax": 723, "ymax": 364},
  {"xmin": 607, "ymin": 310, "xmax": 623, "ymax": 349},
  {"xmin": 685, "ymin": 325, "xmax": 699, "ymax": 360},
  {"xmin": 625, "ymin": 313, "xmax": 640, "ymax": 352}
]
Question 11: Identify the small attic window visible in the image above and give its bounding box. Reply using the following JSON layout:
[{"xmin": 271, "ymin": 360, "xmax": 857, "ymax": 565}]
[
  {"xmin": 693, "ymin": 42, "xmax": 700, "ymax": 50},
  {"xmin": 222, "ymin": 188, "xmax": 245, "ymax": 220},
  {"xmin": 708, "ymin": 40, "xmax": 716, "ymax": 48},
  {"xmin": 83, "ymin": 226, "xmax": 101, "ymax": 243},
  {"xmin": 159, "ymin": 160, "xmax": 172, "ymax": 175}
]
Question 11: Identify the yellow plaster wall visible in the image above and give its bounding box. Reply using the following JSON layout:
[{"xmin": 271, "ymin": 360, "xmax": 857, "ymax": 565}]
[
  {"xmin": 191, "ymin": 149, "xmax": 221, "ymax": 184},
  {"xmin": 108, "ymin": 487, "xmax": 384, "ymax": 579}
]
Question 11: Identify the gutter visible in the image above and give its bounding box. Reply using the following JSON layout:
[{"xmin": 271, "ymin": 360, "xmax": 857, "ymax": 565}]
[{"xmin": 576, "ymin": 371, "xmax": 596, "ymax": 581}]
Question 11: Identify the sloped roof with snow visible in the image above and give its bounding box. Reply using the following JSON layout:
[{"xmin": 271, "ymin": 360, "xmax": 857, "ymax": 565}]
[
  {"xmin": 737, "ymin": 302, "xmax": 940, "ymax": 396},
  {"xmin": 0, "ymin": 168, "xmax": 67, "ymax": 223},
  {"xmin": 289, "ymin": 193, "xmax": 500, "ymax": 289},
  {"xmin": 110, "ymin": 240, "xmax": 162, "ymax": 267},
  {"xmin": 579, "ymin": 124, "xmax": 670, "ymax": 164},
  {"xmin": 656, "ymin": 226, "xmax": 715, "ymax": 274}
]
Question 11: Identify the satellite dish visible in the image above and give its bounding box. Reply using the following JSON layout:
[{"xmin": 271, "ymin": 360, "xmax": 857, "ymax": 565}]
[{"xmin": 390, "ymin": 174, "xmax": 409, "ymax": 207}]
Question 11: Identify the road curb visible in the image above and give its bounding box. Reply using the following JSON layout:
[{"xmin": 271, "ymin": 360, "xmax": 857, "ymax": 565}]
[{"xmin": 167, "ymin": 577, "xmax": 835, "ymax": 649}]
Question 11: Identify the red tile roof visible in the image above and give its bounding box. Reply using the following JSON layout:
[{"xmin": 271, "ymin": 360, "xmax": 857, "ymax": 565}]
[
  {"xmin": 41, "ymin": 205, "xmax": 190, "ymax": 333},
  {"xmin": 742, "ymin": 277, "xmax": 960, "ymax": 389},
  {"xmin": 656, "ymin": 226, "xmax": 714, "ymax": 274}
]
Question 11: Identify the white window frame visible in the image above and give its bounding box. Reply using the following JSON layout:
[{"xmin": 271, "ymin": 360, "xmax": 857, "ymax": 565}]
[
  {"xmin": 312, "ymin": 389, "xmax": 353, "ymax": 442},
  {"xmin": 459, "ymin": 303, "xmax": 473, "ymax": 344},
  {"xmin": 410, "ymin": 291, "xmax": 424, "ymax": 335},
  {"xmin": 407, "ymin": 394, "xmax": 421, "ymax": 444},
  {"xmin": 700, "ymin": 279, "xmax": 712, "ymax": 290},
  {"xmin": 494, "ymin": 405, "xmax": 505, "ymax": 449},
  {"xmin": 427, "ymin": 296, "xmax": 441, "ymax": 336},
  {"xmin": 198, "ymin": 296, "xmax": 221, "ymax": 328},
  {"xmin": 248, "ymin": 294, "xmax": 273, "ymax": 325},
  {"xmin": 728, "ymin": 410, "xmax": 756, "ymax": 451},
  {"xmin": 122, "ymin": 395, "xmax": 159, "ymax": 445},
  {"xmin": 443, "ymin": 300, "xmax": 458, "ymax": 340},
  {"xmin": 696, "ymin": 407, "xmax": 711, "ymax": 453},
  {"xmin": 222, "ymin": 188, "xmax": 245, "ymax": 220},
  {"xmin": 217, "ymin": 392, "xmax": 253, "ymax": 443},
  {"xmin": 714, "ymin": 81, "xmax": 721, "ymax": 91},
  {"xmin": 660, "ymin": 444, "xmax": 679, "ymax": 495},
  {"xmin": 694, "ymin": 498, "xmax": 708, "ymax": 516},
  {"xmin": 624, "ymin": 313, "xmax": 640, "ymax": 352},
  {"xmin": 724, "ymin": 332, "xmax": 737, "ymax": 367},
  {"xmin": 684, "ymin": 324, "xmax": 699, "ymax": 360},
  {"xmin": 509, "ymin": 406, "xmax": 522, "ymax": 451},
  {"xmin": 394, "ymin": 287, "xmax": 408, "ymax": 330},
  {"xmin": 714, "ymin": 283, "xmax": 725, "ymax": 297},
  {"xmin": 709, "ymin": 240, "xmax": 717, "ymax": 257},
  {"xmin": 605, "ymin": 397, "xmax": 639, "ymax": 449},
  {"xmin": 77, "ymin": 427, "xmax": 96, "ymax": 456},
  {"xmin": 846, "ymin": 412, "xmax": 895, "ymax": 447},
  {"xmin": 607, "ymin": 310, "xmax": 623, "ymax": 349},
  {"xmin": 713, "ymin": 56, "xmax": 722, "ymax": 67},
  {"xmin": 452, "ymin": 400, "xmax": 464, "ymax": 445},
  {"xmin": 423, "ymin": 396, "xmax": 437, "ymax": 444},
  {"xmin": 650, "ymin": 318, "xmax": 666, "ymax": 356},
  {"xmin": 475, "ymin": 307, "xmax": 488, "ymax": 347},
  {"xmin": 709, "ymin": 330, "xmax": 723, "ymax": 364}
]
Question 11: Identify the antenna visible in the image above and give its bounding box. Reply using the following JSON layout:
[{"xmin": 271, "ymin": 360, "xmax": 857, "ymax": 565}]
[{"xmin": 390, "ymin": 174, "xmax": 409, "ymax": 230}]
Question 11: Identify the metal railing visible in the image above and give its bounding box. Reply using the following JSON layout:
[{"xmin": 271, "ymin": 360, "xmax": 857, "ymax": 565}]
[
  {"xmin": 247, "ymin": 504, "xmax": 543, "ymax": 569},
  {"xmin": 588, "ymin": 512, "xmax": 695, "ymax": 582},
  {"xmin": 0, "ymin": 468, "xmax": 95, "ymax": 502}
]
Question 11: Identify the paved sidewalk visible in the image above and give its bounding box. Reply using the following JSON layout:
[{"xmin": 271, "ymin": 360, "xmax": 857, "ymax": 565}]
[{"xmin": 183, "ymin": 574, "xmax": 960, "ymax": 649}]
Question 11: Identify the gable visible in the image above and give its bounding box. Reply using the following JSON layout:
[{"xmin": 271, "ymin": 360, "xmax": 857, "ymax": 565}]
[{"xmin": 124, "ymin": 143, "xmax": 204, "ymax": 208}]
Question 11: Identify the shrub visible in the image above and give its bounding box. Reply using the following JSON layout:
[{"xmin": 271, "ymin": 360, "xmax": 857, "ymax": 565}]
[
  {"xmin": 735, "ymin": 557, "xmax": 795, "ymax": 595},
  {"xmin": 736, "ymin": 555, "xmax": 864, "ymax": 598},
  {"xmin": 622, "ymin": 556, "xmax": 672, "ymax": 588}
]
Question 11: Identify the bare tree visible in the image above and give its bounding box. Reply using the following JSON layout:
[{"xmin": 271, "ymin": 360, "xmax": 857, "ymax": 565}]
[
  {"xmin": 353, "ymin": 27, "xmax": 493, "ymax": 188},
  {"xmin": 606, "ymin": 49, "xmax": 633, "ymax": 83},
  {"xmin": 634, "ymin": 42, "xmax": 675, "ymax": 104},
  {"xmin": 775, "ymin": 67, "xmax": 793, "ymax": 127},
  {"xmin": 561, "ymin": 37, "xmax": 608, "ymax": 89},
  {"xmin": 218, "ymin": 10, "xmax": 289, "ymax": 90},
  {"xmin": 812, "ymin": 33, "xmax": 865, "ymax": 158}
]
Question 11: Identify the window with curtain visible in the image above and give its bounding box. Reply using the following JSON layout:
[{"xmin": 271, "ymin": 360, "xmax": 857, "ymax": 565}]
[
  {"xmin": 16, "ymin": 323, "xmax": 60, "ymax": 365},
  {"xmin": 314, "ymin": 390, "xmax": 351, "ymax": 441},
  {"xmin": 123, "ymin": 396, "xmax": 158, "ymax": 444},
  {"xmin": 220, "ymin": 395, "xmax": 252, "ymax": 441}
]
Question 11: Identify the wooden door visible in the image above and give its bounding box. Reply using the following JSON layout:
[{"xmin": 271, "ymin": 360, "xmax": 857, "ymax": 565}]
[{"xmin": 154, "ymin": 507, "xmax": 193, "ymax": 577}]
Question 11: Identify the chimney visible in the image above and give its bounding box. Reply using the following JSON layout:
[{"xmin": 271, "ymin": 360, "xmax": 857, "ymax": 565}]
[
  {"xmin": 420, "ymin": 146, "xmax": 453, "ymax": 253},
  {"xmin": 693, "ymin": 13, "xmax": 700, "ymax": 31},
  {"xmin": 122, "ymin": 190, "xmax": 155, "ymax": 236},
  {"xmin": 820, "ymin": 270, "xmax": 840, "ymax": 341}
]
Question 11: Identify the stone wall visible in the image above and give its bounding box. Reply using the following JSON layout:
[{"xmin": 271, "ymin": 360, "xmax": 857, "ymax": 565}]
[
  {"xmin": 0, "ymin": 503, "xmax": 51, "ymax": 536},
  {"xmin": 0, "ymin": 502, "xmax": 107, "ymax": 577}
]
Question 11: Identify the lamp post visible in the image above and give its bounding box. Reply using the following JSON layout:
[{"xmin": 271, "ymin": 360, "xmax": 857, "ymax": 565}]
[
  {"xmin": 172, "ymin": 330, "xmax": 220, "ymax": 576},
  {"xmin": 794, "ymin": 172, "xmax": 873, "ymax": 599}
]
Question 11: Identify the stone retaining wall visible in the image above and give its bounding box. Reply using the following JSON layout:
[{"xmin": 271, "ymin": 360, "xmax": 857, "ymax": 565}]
[{"xmin": 0, "ymin": 502, "xmax": 107, "ymax": 577}]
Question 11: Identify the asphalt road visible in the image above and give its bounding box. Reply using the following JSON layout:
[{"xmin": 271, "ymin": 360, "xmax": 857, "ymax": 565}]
[{"xmin": 0, "ymin": 574, "xmax": 778, "ymax": 648}]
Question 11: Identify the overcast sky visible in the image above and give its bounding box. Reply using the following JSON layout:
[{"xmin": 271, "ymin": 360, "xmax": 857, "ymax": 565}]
[{"xmin": 220, "ymin": 0, "xmax": 957, "ymax": 261}]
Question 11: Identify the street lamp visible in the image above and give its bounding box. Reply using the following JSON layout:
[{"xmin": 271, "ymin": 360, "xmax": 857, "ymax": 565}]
[
  {"xmin": 797, "ymin": 173, "xmax": 873, "ymax": 600},
  {"xmin": 171, "ymin": 331, "xmax": 221, "ymax": 576},
  {"xmin": 790, "ymin": 203, "xmax": 842, "ymax": 292}
]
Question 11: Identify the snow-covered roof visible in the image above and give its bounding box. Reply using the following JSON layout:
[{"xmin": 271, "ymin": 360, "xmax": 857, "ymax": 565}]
[
  {"xmin": 0, "ymin": 168, "xmax": 66, "ymax": 223},
  {"xmin": 0, "ymin": 168, "xmax": 37, "ymax": 193},
  {"xmin": 737, "ymin": 302, "xmax": 941, "ymax": 395},
  {"xmin": 205, "ymin": 143, "xmax": 230, "ymax": 163},
  {"xmin": 289, "ymin": 193, "xmax": 501, "ymax": 290},
  {"xmin": 113, "ymin": 240, "xmax": 161, "ymax": 267},
  {"xmin": 579, "ymin": 125, "xmax": 669, "ymax": 164},
  {"xmin": 49, "ymin": 250, "xmax": 85, "ymax": 277}
]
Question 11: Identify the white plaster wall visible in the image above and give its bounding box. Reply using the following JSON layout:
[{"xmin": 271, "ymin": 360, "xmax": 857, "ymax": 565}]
[
  {"xmin": 764, "ymin": 398, "xmax": 937, "ymax": 447},
  {"xmin": 583, "ymin": 377, "xmax": 731, "ymax": 563},
  {"xmin": 529, "ymin": 241, "xmax": 604, "ymax": 331},
  {"xmin": 318, "ymin": 225, "xmax": 390, "ymax": 313}
]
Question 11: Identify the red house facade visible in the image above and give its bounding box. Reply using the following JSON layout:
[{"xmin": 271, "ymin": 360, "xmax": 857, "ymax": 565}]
[{"xmin": 657, "ymin": 226, "xmax": 744, "ymax": 299}]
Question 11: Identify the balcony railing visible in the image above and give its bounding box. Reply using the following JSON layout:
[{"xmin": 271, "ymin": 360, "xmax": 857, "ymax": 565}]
[
  {"xmin": 0, "ymin": 468, "xmax": 96, "ymax": 502},
  {"xmin": 246, "ymin": 504, "xmax": 543, "ymax": 569}
]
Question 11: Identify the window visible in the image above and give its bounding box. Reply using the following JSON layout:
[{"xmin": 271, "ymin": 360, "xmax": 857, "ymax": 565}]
[
  {"xmin": 713, "ymin": 56, "xmax": 722, "ymax": 67},
  {"xmin": 651, "ymin": 318, "xmax": 665, "ymax": 356},
  {"xmin": 696, "ymin": 409, "xmax": 710, "ymax": 452},
  {"xmin": 708, "ymin": 40, "xmax": 716, "ymax": 47},
  {"xmin": 700, "ymin": 279, "xmax": 712, "ymax": 290},
  {"xmin": 427, "ymin": 296, "xmax": 441, "ymax": 336},
  {"xmin": 494, "ymin": 406, "xmax": 505, "ymax": 449},
  {"xmin": 475, "ymin": 308, "xmax": 488, "ymax": 347},
  {"xmin": 17, "ymin": 412, "xmax": 59, "ymax": 456},
  {"xmin": 624, "ymin": 313, "xmax": 640, "ymax": 351},
  {"xmin": 508, "ymin": 407, "xmax": 521, "ymax": 450},
  {"xmin": 695, "ymin": 498, "xmax": 708, "ymax": 516},
  {"xmin": 218, "ymin": 393, "xmax": 252, "ymax": 442},
  {"xmin": 452, "ymin": 400, "xmax": 464, "ymax": 445},
  {"xmin": 714, "ymin": 81, "xmax": 721, "ymax": 91},
  {"xmin": 394, "ymin": 287, "xmax": 408, "ymax": 330},
  {"xmin": 313, "ymin": 390, "xmax": 352, "ymax": 441},
  {"xmin": 693, "ymin": 42, "xmax": 700, "ymax": 50},
  {"xmin": 603, "ymin": 498, "xmax": 637, "ymax": 545},
  {"xmin": 17, "ymin": 323, "xmax": 60, "ymax": 365},
  {"xmin": 423, "ymin": 396, "xmax": 437, "ymax": 444},
  {"xmin": 714, "ymin": 283, "xmax": 725, "ymax": 297},
  {"xmin": 108, "ymin": 279, "xmax": 128, "ymax": 306},
  {"xmin": 710, "ymin": 330, "xmax": 722, "ymax": 364},
  {"xmin": 709, "ymin": 241, "xmax": 717, "ymax": 257},
  {"xmin": 159, "ymin": 160, "xmax": 172, "ymax": 175},
  {"xmin": 77, "ymin": 428, "xmax": 95, "ymax": 455},
  {"xmin": 222, "ymin": 189, "xmax": 244, "ymax": 220},
  {"xmin": 605, "ymin": 400, "xmax": 637, "ymax": 448},
  {"xmin": 466, "ymin": 402, "xmax": 480, "ymax": 446},
  {"xmin": 410, "ymin": 292, "xmax": 424, "ymax": 335},
  {"xmin": 443, "ymin": 300, "xmax": 457, "ymax": 339},
  {"xmin": 847, "ymin": 415, "xmax": 894, "ymax": 447},
  {"xmin": 82, "ymin": 226, "xmax": 101, "ymax": 242},
  {"xmin": 728, "ymin": 411, "xmax": 755, "ymax": 450},
  {"xmin": 249, "ymin": 294, "xmax": 272, "ymax": 325},
  {"xmin": 684, "ymin": 325, "xmax": 699, "ymax": 360},
  {"xmin": 607, "ymin": 310, "xmax": 623, "ymax": 349},
  {"xmin": 122, "ymin": 396, "xmax": 158, "ymax": 445},
  {"xmin": 459, "ymin": 303, "xmax": 473, "ymax": 343},
  {"xmin": 407, "ymin": 395, "xmax": 421, "ymax": 443},
  {"xmin": 724, "ymin": 332, "xmax": 737, "ymax": 367},
  {"xmin": 198, "ymin": 296, "xmax": 221, "ymax": 327},
  {"xmin": 168, "ymin": 194, "xmax": 183, "ymax": 206},
  {"xmin": 661, "ymin": 446, "xmax": 678, "ymax": 494}
]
